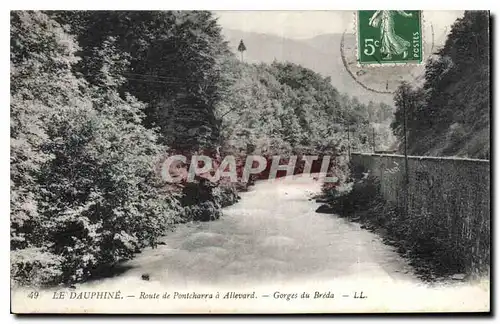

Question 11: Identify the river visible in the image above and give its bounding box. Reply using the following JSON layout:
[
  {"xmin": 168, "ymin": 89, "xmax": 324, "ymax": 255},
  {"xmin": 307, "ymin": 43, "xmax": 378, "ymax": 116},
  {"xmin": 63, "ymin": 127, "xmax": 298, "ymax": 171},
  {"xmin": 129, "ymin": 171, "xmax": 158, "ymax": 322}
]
[{"xmin": 11, "ymin": 175, "xmax": 489, "ymax": 313}]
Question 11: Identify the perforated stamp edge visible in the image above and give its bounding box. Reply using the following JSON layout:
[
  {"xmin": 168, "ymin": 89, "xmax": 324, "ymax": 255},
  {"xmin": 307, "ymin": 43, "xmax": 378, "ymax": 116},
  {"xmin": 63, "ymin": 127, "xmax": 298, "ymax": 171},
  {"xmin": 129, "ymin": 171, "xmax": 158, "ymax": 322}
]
[{"xmin": 353, "ymin": 10, "xmax": 427, "ymax": 68}]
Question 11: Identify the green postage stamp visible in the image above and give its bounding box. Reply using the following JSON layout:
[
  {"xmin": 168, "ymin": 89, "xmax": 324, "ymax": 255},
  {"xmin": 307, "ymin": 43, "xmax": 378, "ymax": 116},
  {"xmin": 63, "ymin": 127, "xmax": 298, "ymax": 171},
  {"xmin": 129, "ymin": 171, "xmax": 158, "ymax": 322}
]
[{"xmin": 357, "ymin": 10, "xmax": 423, "ymax": 64}]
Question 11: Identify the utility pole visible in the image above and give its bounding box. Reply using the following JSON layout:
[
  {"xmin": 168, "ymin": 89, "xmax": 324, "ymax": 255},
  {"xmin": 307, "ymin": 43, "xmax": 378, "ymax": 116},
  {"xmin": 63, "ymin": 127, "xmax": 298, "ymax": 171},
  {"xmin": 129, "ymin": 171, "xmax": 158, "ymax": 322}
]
[
  {"xmin": 403, "ymin": 93, "xmax": 409, "ymax": 184},
  {"xmin": 372, "ymin": 127, "xmax": 376, "ymax": 153},
  {"xmin": 238, "ymin": 39, "xmax": 247, "ymax": 62},
  {"xmin": 347, "ymin": 125, "xmax": 351, "ymax": 158},
  {"xmin": 402, "ymin": 90, "xmax": 410, "ymax": 219}
]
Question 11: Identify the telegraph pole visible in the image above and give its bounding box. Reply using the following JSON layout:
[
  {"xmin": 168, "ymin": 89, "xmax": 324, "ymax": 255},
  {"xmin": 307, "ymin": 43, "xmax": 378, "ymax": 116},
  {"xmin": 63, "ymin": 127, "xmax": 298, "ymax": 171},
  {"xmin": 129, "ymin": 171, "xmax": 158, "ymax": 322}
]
[
  {"xmin": 402, "ymin": 90, "xmax": 410, "ymax": 219},
  {"xmin": 372, "ymin": 127, "xmax": 376, "ymax": 153},
  {"xmin": 347, "ymin": 125, "xmax": 351, "ymax": 158},
  {"xmin": 238, "ymin": 39, "xmax": 247, "ymax": 62},
  {"xmin": 403, "ymin": 93, "xmax": 409, "ymax": 185}
]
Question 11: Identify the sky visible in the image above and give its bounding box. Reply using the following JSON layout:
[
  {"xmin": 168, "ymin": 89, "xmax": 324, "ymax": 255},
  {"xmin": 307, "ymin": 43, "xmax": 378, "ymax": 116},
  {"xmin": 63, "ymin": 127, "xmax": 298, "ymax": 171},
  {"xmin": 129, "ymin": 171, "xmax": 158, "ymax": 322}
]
[{"xmin": 213, "ymin": 10, "xmax": 464, "ymax": 40}]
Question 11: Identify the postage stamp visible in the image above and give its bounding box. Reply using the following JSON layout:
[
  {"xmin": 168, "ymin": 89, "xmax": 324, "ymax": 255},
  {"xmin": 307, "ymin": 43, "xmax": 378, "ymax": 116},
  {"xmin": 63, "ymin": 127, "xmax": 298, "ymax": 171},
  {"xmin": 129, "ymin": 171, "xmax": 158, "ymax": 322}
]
[{"xmin": 357, "ymin": 10, "xmax": 423, "ymax": 65}]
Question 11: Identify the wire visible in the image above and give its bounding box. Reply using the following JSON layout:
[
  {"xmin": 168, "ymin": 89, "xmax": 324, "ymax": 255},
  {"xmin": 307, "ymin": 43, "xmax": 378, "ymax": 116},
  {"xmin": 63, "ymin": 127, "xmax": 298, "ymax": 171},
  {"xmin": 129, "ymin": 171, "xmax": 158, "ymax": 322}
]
[
  {"xmin": 125, "ymin": 77, "xmax": 187, "ymax": 85},
  {"xmin": 123, "ymin": 72, "xmax": 202, "ymax": 81},
  {"xmin": 78, "ymin": 72, "xmax": 203, "ymax": 86}
]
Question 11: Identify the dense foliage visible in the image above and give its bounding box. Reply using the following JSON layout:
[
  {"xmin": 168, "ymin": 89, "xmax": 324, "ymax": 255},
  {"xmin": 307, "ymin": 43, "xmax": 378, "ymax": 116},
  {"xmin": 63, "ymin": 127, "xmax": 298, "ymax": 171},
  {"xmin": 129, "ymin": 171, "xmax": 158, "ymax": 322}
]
[
  {"xmin": 11, "ymin": 10, "xmax": 391, "ymax": 286},
  {"xmin": 391, "ymin": 11, "xmax": 490, "ymax": 159},
  {"xmin": 51, "ymin": 10, "xmax": 230, "ymax": 151},
  {"xmin": 11, "ymin": 11, "xmax": 181, "ymax": 285},
  {"xmin": 217, "ymin": 59, "xmax": 386, "ymax": 157}
]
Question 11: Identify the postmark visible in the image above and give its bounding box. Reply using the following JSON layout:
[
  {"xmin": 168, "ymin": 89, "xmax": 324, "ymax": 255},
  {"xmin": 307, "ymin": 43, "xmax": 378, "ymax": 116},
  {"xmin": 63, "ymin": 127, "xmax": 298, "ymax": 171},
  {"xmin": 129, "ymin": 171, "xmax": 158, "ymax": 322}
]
[
  {"xmin": 357, "ymin": 10, "xmax": 423, "ymax": 65},
  {"xmin": 340, "ymin": 11, "xmax": 437, "ymax": 94}
]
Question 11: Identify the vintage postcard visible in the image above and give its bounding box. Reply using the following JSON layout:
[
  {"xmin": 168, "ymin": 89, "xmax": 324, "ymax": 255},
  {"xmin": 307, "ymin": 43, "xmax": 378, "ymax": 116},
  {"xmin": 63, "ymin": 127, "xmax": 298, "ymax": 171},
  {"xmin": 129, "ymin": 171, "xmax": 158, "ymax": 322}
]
[{"xmin": 10, "ymin": 10, "xmax": 490, "ymax": 314}]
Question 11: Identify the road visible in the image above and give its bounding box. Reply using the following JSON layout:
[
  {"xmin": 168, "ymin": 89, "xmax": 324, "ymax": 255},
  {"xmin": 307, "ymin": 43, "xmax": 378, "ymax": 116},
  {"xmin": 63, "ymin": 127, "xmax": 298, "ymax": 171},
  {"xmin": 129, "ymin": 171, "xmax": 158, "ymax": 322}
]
[{"xmin": 11, "ymin": 175, "xmax": 490, "ymax": 313}]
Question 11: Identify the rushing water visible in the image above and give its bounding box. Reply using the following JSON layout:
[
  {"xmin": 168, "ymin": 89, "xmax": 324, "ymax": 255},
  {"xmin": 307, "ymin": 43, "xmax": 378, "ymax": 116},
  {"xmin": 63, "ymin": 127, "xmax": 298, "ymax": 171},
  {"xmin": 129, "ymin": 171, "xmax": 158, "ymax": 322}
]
[
  {"xmin": 11, "ymin": 175, "xmax": 490, "ymax": 313},
  {"xmin": 113, "ymin": 175, "xmax": 420, "ymax": 286}
]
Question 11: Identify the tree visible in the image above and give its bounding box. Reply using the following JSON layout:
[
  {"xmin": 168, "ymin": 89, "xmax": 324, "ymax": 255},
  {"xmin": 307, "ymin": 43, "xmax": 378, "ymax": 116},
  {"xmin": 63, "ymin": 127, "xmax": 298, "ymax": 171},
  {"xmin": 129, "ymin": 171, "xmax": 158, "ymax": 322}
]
[
  {"xmin": 217, "ymin": 59, "xmax": 374, "ymax": 175},
  {"xmin": 11, "ymin": 11, "xmax": 181, "ymax": 286},
  {"xmin": 50, "ymin": 11, "xmax": 232, "ymax": 152},
  {"xmin": 391, "ymin": 11, "xmax": 490, "ymax": 158},
  {"xmin": 237, "ymin": 39, "xmax": 247, "ymax": 61}
]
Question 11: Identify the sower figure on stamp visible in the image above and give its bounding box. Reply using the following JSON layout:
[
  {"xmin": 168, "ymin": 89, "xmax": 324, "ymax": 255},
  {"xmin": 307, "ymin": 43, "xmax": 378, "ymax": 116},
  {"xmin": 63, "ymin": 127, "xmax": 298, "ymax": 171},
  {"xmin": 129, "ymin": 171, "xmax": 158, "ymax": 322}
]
[{"xmin": 369, "ymin": 10, "xmax": 413, "ymax": 60}]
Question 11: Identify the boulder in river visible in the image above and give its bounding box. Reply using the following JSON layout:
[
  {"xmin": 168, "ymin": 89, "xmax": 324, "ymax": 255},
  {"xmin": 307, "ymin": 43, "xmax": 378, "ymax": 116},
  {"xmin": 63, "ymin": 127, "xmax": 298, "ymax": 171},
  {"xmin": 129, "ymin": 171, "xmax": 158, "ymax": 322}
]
[{"xmin": 315, "ymin": 203, "xmax": 336, "ymax": 214}]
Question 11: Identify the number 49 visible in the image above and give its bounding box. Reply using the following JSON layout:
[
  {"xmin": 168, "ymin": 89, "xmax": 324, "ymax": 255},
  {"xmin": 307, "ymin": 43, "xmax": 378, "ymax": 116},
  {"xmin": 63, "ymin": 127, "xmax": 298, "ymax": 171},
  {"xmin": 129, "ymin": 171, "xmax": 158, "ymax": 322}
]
[
  {"xmin": 28, "ymin": 291, "xmax": 39, "ymax": 299},
  {"xmin": 363, "ymin": 39, "xmax": 380, "ymax": 56}
]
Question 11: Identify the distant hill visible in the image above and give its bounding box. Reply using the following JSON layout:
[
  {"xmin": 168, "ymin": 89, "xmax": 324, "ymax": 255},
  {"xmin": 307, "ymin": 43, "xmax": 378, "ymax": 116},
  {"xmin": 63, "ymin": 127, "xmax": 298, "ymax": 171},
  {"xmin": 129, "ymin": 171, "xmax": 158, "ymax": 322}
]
[
  {"xmin": 303, "ymin": 33, "xmax": 344, "ymax": 52},
  {"xmin": 221, "ymin": 29, "xmax": 435, "ymax": 106},
  {"xmin": 221, "ymin": 29, "xmax": 392, "ymax": 104}
]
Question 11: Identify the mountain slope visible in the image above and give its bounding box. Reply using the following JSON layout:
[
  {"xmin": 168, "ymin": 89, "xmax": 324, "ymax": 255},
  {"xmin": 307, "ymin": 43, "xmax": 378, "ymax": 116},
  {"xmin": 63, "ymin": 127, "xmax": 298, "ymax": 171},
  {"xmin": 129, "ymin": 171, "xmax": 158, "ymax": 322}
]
[{"xmin": 221, "ymin": 28, "xmax": 395, "ymax": 104}]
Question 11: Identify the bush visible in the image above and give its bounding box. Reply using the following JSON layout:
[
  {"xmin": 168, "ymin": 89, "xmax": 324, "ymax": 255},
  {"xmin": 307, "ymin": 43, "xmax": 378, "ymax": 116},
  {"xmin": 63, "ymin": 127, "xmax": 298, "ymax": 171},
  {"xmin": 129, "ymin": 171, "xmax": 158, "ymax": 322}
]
[
  {"xmin": 11, "ymin": 248, "xmax": 63, "ymax": 287},
  {"xmin": 178, "ymin": 177, "xmax": 240, "ymax": 222},
  {"xmin": 213, "ymin": 183, "xmax": 240, "ymax": 208},
  {"xmin": 182, "ymin": 201, "xmax": 222, "ymax": 222}
]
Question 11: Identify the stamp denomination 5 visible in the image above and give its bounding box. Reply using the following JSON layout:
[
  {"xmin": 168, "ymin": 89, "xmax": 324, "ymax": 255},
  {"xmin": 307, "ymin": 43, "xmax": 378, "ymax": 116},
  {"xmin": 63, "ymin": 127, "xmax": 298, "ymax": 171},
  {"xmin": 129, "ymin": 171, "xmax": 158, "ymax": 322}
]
[{"xmin": 357, "ymin": 10, "xmax": 423, "ymax": 65}]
